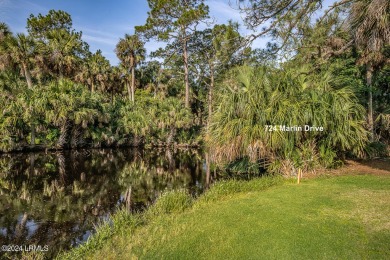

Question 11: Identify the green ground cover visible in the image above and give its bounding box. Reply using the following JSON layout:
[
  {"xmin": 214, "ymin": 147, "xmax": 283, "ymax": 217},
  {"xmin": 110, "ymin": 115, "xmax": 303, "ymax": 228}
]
[{"xmin": 59, "ymin": 174, "xmax": 390, "ymax": 260}]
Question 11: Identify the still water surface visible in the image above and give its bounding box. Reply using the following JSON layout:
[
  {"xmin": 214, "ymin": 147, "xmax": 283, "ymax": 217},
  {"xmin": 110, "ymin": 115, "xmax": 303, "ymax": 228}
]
[{"xmin": 0, "ymin": 148, "xmax": 212, "ymax": 258}]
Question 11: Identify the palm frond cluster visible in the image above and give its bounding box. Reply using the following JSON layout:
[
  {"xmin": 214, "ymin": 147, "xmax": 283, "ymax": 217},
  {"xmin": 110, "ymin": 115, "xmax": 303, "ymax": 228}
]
[
  {"xmin": 207, "ymin": 66, "xmax": 368, "ymax": 175},
  {"xmin": 0, "ymin": 78, "xmax": 195, "ymax": 152},
  {"xmin": 0, "ymin": 0, "xmax": 389, "ymax": 173}
]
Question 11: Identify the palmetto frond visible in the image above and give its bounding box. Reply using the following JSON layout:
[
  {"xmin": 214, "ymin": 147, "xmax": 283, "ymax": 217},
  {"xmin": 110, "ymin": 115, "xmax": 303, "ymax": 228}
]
[
  {"xmin": 208, "ymin": 66, "xmax": 367, "ymax": 172},
  {"xmin": 115, "ymin": 34, "xmax": 146, "ymax": 69},
  {"xmin": 350, "ymin": 0, "xmax": 390, "ymax": 66}
]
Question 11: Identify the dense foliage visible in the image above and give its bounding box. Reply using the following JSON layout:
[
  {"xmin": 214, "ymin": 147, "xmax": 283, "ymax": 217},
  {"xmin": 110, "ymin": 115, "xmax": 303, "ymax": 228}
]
[
  {"xmin": 0, "ymin": 0, "xmax": 389, "ymax": 173},
  {"xmin": 0, "ymin": 78, "xmax": 195, "ymax": 152},
  {"xmin": 208, "ymin": 66, "xmax": 367, "ymax": 175}
]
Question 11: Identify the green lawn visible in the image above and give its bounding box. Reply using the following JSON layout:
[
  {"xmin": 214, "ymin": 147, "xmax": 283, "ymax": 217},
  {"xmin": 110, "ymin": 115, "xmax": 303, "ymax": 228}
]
[{"xmin": 62, "ymin": 174, "xmax": 390, "ymax": 260}]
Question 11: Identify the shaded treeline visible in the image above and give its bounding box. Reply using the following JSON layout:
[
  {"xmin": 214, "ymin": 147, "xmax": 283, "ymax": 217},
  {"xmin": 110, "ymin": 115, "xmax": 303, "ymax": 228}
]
[
  {"xmin": 206, "ymin": 0, "xmax": 389, "ymax": 175},
  {"xmin": 0, "ymin": 6, "xmax": 248, "ymax": 153},
  {"xmin": 0, "ymin": 0, "xmax": 389, "ymax": 173}
]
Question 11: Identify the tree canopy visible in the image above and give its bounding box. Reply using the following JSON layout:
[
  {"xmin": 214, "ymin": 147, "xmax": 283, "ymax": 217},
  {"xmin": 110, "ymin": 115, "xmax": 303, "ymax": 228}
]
[{"xmin": 0, "ymin": 2, "xmax": 389, "ymax": 171}]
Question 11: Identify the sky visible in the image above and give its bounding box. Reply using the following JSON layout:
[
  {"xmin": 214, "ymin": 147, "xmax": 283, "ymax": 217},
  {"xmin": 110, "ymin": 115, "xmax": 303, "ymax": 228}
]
[{"xmin": 0, "ymin": 0, "xmax": 336, "ymax": 65}]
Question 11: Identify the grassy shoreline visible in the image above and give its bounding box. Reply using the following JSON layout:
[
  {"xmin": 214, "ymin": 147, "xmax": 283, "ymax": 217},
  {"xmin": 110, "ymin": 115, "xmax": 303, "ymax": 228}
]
[
  {"xmin": 57, "ymin": 173, "xmax": 390, "ymax": 259},
  {"xmin": 57, "ymin": 176, "xmax": 284, "ymax": 259}
]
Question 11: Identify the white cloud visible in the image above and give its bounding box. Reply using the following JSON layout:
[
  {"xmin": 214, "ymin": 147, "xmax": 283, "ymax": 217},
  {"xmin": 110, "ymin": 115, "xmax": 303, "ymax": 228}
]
[
  {"xmin": 0, "ymin": 0, "xmax": 10, "ymax": 19},
  {"xmin": 79, "ymin": 26, "xmax": 121, "ymax": 47},
  {"xmin": 79, "ymin": 27, "xmax": 118, "ymax": 39},
  {"xmin": 111, "ymin": 24, "xmax": 136, "ymax": 34},
  {"xmin": 82, "ymin": 34, "xmax": 118, "ymax": 46},
  {"xmin": 4, "ymin": 0, "xmax": 47, "ymax": 14},
  {"xmin": 207, "ymin": 0, "xmax": 243, "ymax": 23}
]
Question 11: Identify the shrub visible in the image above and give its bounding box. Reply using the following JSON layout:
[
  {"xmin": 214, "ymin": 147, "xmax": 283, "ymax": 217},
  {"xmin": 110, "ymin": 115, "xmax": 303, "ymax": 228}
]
[{"xmin": 208, "ymin": 66, "xmax": 367, "ymax": 174}]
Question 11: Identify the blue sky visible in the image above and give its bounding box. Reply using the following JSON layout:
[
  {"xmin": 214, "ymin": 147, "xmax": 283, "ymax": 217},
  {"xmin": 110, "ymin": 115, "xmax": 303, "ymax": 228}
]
[{"xmin": 0, "ymin": 0, "xmax": 335, "ymax": 65}]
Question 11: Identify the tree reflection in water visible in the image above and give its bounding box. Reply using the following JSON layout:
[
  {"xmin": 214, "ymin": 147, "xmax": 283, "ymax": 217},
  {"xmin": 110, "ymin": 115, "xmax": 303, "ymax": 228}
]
[{"xmin": 0, "ymin": 148, "xmax": 214, "ymax": 258}]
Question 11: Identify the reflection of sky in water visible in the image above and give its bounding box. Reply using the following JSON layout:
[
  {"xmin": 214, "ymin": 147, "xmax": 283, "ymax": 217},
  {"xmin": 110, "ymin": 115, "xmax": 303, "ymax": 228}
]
[
  {"xmin": 26, "ymin": 219, "xmax": 38, "ymax": 239},
  {"xmin": 15, "ymin": 215, "xmax": 45, "ymax": 240},
  {"xmin": 1, "ymin": 228, "xmax": 6, "ymax": 236},
  {"xmin": 74, "ymin": 230, "xmax": 92, "ymax": 246}
]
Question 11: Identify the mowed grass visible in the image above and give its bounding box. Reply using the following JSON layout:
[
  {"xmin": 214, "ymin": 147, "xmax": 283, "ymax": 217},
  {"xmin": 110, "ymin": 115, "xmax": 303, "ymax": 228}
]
[{"xmin": 63, "ymin": 174, "xmax": 390, "ymax": 260}]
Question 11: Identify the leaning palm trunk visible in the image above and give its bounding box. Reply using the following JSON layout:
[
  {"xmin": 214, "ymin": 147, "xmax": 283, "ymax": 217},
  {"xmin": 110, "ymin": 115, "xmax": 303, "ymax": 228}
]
[{"xmin": 22, "ymin": 63, "xmax": 33, "ymax": 88}]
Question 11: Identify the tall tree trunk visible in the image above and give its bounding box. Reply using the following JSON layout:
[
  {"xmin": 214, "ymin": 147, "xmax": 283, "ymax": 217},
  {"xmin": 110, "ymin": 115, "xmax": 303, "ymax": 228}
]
[
  {"xmin": 91, "ymin": 80, "xmax": 95, "ymax": 92},
  {"xmin": 156, "ymin": 69, "xmax": 161, "ymax": 98},
  {"xmin": 208, "ymin": 63, "xmax": 214, "ymax": 129},
  {"xmin": 131, "ymin": 66, "xmax": 135, "ymax": 102},
  {"xmin": 182, "ymin": 39, "xmax": 190, "ymax": 108},
  {"xmin": 367, "ymin": 64, "xmax": 374, "ymax": 142},
  {"xmin": 126, "ymin": 80, "xmax": 132, "ymax": 101},
  {"xmin": 22, "ymin": 63, "xmax": 32, "ymax": 88},
  {"xmin": 205, "ymin": 151, "xmax": 211, "ymax": 189}
]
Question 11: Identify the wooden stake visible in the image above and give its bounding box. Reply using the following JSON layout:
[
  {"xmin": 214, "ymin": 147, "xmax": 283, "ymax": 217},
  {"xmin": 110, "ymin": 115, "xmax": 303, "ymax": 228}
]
[{"xmin": 297, "ymin": 168, "xmax": 301, "ymax": 184}]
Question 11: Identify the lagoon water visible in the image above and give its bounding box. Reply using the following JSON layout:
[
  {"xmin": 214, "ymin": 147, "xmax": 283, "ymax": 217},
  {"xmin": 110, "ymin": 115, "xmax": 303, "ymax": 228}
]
[{"xmin": 0, "ymin": 148, "xmax": 211, "ymax": 258}]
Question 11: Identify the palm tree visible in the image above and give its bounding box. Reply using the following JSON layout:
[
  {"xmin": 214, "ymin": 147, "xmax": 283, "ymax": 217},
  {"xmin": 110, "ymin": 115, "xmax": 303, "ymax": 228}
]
[
  {"xmin": 115, "ymin": 34, "xmax": 146, "ymax": 102},
  {"xmin": 77, "ymin": 50, "xmax": 110, "ymax": 92},
  {"xmin": 0, "ymin": 22, "xmax": 11, "ymax": 40},
  {"xmin": 349, "ymin": 0, "xmax": 390, "ymax": 141},
  {"xmin": 155, "ymin": 97, "xmax": 193, "ymax": 145},
  {"xmin": 43, "ymin": 29, "xmax": 83, "ymax": 79},
  {"xmin": 91, "ymin": 50, "xmax": 111, "ymax": 92},
  {"xmin": 0, "ymin": 22, "xmax": 12, "ymax": 71},
  {"xmin": 3, "ymin": 33, "xmax": 36, "ymax": 88},
  {"xmin": 75, "ymin": 58, "xmax": 93, "ymax": 90},
  {"xmin": 107, "ymin": 66, "xmax": 125, "ymax": 101},
  {"xmin": 208, "ymin": 66, "xmax": 367, "ymax": 174}
]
